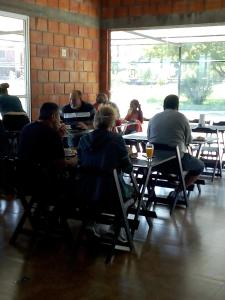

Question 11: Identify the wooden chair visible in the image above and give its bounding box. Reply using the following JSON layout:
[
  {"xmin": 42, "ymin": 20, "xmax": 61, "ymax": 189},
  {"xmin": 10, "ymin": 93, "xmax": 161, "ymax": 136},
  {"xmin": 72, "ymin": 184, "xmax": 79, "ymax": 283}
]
[
  {"xmin": 9, "ymin": 160, "xmax": 71, "ymax": 244},
  {"xmin": 67, "ymin": 167, "xmax": 138, "ymax": 263},
  {"xmin": 192, "ymin": 127, "xmax": 222, "ymax": 181},
  {"xmin": 147, "ymin": 144, "xmax": 188, "ymax": 215}
]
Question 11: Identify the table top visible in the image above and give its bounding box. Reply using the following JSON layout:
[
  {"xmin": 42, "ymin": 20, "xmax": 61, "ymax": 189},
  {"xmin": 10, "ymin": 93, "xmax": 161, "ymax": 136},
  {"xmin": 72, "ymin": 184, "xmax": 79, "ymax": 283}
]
[
  {"xmin": 131, "ymin": 151, "xmax": 175, "ymax": 168},
  {"xmin": 123, "ymin": 132, "xmax": 148, "ymax": 141}
]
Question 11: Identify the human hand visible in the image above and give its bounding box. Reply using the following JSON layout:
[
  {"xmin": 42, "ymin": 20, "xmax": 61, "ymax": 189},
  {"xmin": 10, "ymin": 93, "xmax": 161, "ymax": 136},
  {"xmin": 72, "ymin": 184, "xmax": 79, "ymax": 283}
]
[
  {"xmin": 77, "ymin": 122, "xmax": 88, "ymax": 130},
  {"xmin": 58, "ymin": 123, "xmax": 67, "ymax": 137}
]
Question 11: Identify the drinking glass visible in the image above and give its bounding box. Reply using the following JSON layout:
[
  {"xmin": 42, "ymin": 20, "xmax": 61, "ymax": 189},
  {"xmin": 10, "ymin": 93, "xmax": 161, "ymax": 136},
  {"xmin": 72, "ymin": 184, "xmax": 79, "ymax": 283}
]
[{"xmin": 146, "ymin": 142, "xmax": 154, "ymax": 160}]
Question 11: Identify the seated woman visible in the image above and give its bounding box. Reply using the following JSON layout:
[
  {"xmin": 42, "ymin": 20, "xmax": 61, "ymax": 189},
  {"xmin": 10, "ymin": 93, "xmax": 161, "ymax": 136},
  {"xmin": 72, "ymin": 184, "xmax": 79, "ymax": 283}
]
[
  {"xmin": 77, "ymin": 105, "xmax": 133, "ymax": 212},
  {"xmin": 124, "ymin": 99, "xmax": 143, "ymax": 133}
]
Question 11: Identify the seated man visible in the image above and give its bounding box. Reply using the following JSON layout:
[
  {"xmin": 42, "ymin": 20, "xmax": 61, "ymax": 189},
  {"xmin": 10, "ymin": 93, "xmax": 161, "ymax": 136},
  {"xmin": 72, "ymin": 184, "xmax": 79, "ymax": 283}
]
[
  {"xmin": 147, "ymin": 94, "xmax": 204, "ymax": 188},
  {"xmin": 18, "ymin": 102, "xmax": 77, "ymax": 198},
  {"xmin": 61, "ymin": 90, "xmax": 95, "ymax": 130}
]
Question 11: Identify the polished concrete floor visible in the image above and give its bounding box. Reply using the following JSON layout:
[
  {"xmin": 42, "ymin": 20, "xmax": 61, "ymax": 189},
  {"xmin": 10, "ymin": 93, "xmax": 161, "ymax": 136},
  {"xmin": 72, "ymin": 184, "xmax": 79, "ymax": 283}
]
[{"xmin": 1, "ymin": 178, "xmax": 225, "ymax": 300}]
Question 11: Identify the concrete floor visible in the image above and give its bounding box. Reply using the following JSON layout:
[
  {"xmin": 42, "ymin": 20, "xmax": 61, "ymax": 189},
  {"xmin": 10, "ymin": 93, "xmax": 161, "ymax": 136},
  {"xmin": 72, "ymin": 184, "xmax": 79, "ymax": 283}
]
[{"xmin": 1, "ymin": 178, "xmax": 225, "ymax": 300}]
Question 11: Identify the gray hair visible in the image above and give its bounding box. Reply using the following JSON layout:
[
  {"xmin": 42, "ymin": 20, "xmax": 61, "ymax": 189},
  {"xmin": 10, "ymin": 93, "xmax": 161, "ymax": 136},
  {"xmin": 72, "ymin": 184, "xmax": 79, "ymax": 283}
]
[{"xmin": 93, "ymin": 105, "xmax": 116, "ymax": 129}]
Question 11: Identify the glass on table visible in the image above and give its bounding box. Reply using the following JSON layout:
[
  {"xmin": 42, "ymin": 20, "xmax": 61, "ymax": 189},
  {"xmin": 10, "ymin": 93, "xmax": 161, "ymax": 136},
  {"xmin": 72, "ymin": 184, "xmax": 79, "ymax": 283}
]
[{"xmin": 146, "ymin": 142, "xmax": 154, "ymax": 160}]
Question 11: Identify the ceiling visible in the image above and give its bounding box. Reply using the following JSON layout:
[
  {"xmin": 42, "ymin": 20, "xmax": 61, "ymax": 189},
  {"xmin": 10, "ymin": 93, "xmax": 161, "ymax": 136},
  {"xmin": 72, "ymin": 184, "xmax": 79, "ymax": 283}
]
[{"xmin": 111, "ymin": 25, "xmax": 225, "ymax": 46}]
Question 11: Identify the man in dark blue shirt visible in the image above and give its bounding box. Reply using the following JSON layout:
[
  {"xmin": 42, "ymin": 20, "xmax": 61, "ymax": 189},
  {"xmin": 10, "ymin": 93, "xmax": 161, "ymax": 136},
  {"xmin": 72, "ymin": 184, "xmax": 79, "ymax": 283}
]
[{"xmin": 61, "ymin": 90, "xmax": 95, "ymax": 130}]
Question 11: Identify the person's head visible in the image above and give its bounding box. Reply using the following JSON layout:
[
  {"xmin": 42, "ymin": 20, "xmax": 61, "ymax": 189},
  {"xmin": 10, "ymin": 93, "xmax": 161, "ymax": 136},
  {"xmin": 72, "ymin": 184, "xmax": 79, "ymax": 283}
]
[
  {"xmin": 108, "ymin": 102, "xmax": 120, "ymax": 119},
  {"xmin": 0, "ymin": 83, "xmax": 9, "ymax": 94},
  {"xmin": 96, "ymin": 93, "xmax": 108, "ymax": 105},
  {"xmin": 163, "ymin": 94, "xmax": 179, "ymax": 110},
  {"xmin": 69, "ymin": 90, "xmax": 82, "ymax": 109},
  {"xmin": 93, "ymin": 105, "xmax": 116, "ymax": 130},
  {"xmin": 130, "ymin": 99, "xmax": 140, "ymax": 110},
  {"xmin": 39, "ymin": 102, "xmax": 60, "ymax": 129}
]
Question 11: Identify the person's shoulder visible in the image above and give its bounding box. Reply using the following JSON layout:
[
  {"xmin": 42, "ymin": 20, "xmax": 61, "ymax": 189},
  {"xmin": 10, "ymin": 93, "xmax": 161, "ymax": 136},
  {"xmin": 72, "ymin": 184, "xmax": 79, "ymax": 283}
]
[
  {"xmin": 81, "ymin": 101, "xmax": 94, "ymax": 110},
  {"xmin": 62, "ymin": 104, "xmax": 71, "ymax": 112}
]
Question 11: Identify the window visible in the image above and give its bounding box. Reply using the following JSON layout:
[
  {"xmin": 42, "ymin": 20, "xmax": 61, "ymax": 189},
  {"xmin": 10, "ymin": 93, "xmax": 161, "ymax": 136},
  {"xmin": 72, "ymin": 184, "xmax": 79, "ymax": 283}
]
[
  {"xmin": 111, "ymin": 26, "xmax": 225, "ymax": 122},
  {"xmin": 0, "ymin": 11, "xmax": 30, "ymax": 117}
]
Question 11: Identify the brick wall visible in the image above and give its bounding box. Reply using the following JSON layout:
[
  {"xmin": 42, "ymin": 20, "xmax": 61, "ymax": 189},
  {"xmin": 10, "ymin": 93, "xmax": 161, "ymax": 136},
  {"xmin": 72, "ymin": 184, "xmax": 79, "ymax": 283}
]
[
  {"xmin": 7, "ymin": 0, "xmax": 100, "ymax": 119},
  {"xmin": 101, "ymin": 0, "xmax": 224, "ymax": 19},
  {"xmin": 100, "ymin": 0, "xmax": 225, "ymax": 96}
]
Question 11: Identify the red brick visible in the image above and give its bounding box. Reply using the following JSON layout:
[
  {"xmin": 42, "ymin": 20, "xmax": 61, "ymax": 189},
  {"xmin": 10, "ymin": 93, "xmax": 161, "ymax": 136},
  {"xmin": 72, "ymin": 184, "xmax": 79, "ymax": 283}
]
[
  {"xmin": 43, "ymin": 32, "xmax": 54, "ymax": 45},
  {"xmin": 31, "ymin": 70, "xmax": 38, "ymax": 82},
  {"xmin": 59, "ymin": 0, "xmax": 69, "ymax": 11},
  {"xmin": 205, "ymin": 0, "xmax": 222, "ymax": 10},
  {"xmin": 102, "ymin": 7, "xmax": 114, "ymax": 18},
  {"xmin": 74, "ymin": 83, "xmax": 83, "ymax": 92},
  {"xmin": 75, "ymin": 37, "xmax": 83, "ymax": 48},
  {"xmin": 129, "ymin": 6, "xmax": 143, "ymax": 16},
  {"xmin": 54, "ymin": 34, "xmax": 64, "ymax": 46},
  {"xmin": 70, "ymin": 71, "xmax": 79, "ymax": 82},
  {"xmin": 88, "ymin": 28, "xmax": 99, "ymax": 39},
  {"xmin": 189, "ymin": 0, "xmax": 205, "ymax": 12},
  {"xmin": 43, "ymin": 58, "xmax": 53, "ymax": 70},
  {"xmin": 37, "ymin": 45, "xmax": 48, "ymax": 57},
  {"xmin": 65, "ymin": 60, "xmax": 74, "ymax": 71},
  {"xmin": 92, "ymin": 62, "xmax": 98, "ymax": 73},
  {"xmin": 48, "ymin": 95, "xmax": 59, "ymax": 104},
  {"xmin": 36, "ymin": 18, "xmax": 48, "ymax": 31},
  {"xmin": 54, "ymin": 83, "xmax": 64, "ymax": 94},
  {"xmin": 69, "ymin": 48, "xmax": 78, "ymax": 59},
  {"xmin": 31, "ymin": 83, "xmax": 43, "ymax": 98},
  {"xmin": 84, "ymin": 61, "xmax": 92, "ymax": 72},
  {"xmin": 65, "ymin": 36, "xmax": 74, "ymax": 47},
  {"xmin": 65, "ymin": 83, "xmax": 75, "ymax": 94},
  {"xmin": 70, "ymin": 0, "xmax": 79, "ymax": 13},
  {"xmin": 172, "ymin": 1, "xmax": 187, "ymax": 13},
  {"xmin": 115, "ymin": 7, "xmax": 128, "ymax": 17},
  {"xmin": 54, "ymin": 58, "xmax": 65, "ymax": 70},
  {"xmin": 83, "ymin": 38, "xmax": 92, "ymax": 49},
  {"xmin": 31, "ymin": 57, "xmax": 42, "ymax": 69},
  {"xmin": 36, "ymin": 0, "xmax": 47, "ymax": 6},
  {"xmin": 49, "ymin": 71, "xmax": 59, "ymax": 82},
  {"xmin": 84, "ymin": 83, "xmax": 93, "ymax": 93},
  {"xmin": 47, "ymin": 0, "xmax": 58, "ymax": 8},
  {"xmin": 60, "ymin": 71, "xmax": 69, "ymax": 82},
  {"xmin": 31, "ymin": 108, "xmax": 39, "ymax": 121},
  {"xmin": 79, "ymin": 26, "xmax": 89, "ymax": 37},
  {"xmin": 49, "ymin": 46, "xmax": 60, "ymax": 58},
  {"xmin": 30, "ymin": 31, "xmax": 42, "ymax": 44},
  {"xmin": 59, "ymin": 95, "xmax": 68, "ymax": 106},
  {"xmin": 44, "ymin": 83, "xmax": 54, "ymax": 94},
  {"xmin": 30, "ymin": 18, "xmax": 36, "ymax": 30},
  {"xmin": 30, "ymin": 44, "xmax": 37, "ymax": 57},
  {"xmin": 79, "ymin": 72, "xmax": 88, "ymax": 82},
  {"xmin": 88, "ymin": 72, "xmax": 96, "ymax": 83},
  {"xmin": 69, "ymin": 24, "xmax": 79, "ymax": 36},
  {"xmin": 48, "ymin": 20, "xmax": 58, "ymax": 33},
  {"xmin": 79, "ymin": 4, "xmax": 90, "ymax": 15},
  {"xmin": 75, "ymin": 61, "xmax": 83, "ymax": 71},
  {"xmin": 38, "ymin": 70, "xmax": 48, "ymax": 82},
  {"xmin": 59, "ymin": 23, "xmax": 69, "ymax": 35},
  {"xmin": 78, "ymin": 49, "xmax": 88, "ymax": 61}
]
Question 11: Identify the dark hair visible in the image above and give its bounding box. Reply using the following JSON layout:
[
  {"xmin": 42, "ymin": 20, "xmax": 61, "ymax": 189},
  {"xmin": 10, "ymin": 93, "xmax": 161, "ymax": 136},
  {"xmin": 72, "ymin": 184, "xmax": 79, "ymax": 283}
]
[
  {"xmin": 163, "ymin": 94, "xmax": 179, "ymax": 110},
  {"xmin": 96, "ymin": 93, "xmax": 108, "ymax": 104},
  {"xmin": 39, "ymin": 102, "xmax": 59, "ymax": 120},
  {"xmin": 0, "ymin": 82, "xmax": 9, "ymax": 94}
]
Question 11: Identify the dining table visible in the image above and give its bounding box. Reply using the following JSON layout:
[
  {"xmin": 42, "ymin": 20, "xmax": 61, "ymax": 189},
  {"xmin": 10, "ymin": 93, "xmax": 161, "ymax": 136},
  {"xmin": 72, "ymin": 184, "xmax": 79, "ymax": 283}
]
[{"xmin": 129, "ymin": 150, "xmax": 176, "ymax": 225}]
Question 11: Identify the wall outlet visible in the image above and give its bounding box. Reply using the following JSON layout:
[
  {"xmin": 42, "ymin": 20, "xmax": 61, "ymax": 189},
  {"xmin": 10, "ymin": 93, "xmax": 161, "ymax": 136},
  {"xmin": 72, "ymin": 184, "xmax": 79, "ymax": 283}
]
[{"xmin": 61, "ymin": 48, "xmax": 67, "ymax": 57}]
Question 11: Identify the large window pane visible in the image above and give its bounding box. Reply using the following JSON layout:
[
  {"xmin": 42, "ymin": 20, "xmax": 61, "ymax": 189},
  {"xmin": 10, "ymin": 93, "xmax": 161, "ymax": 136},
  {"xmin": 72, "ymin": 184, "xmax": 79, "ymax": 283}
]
[{"xmin": 0, "ymin": 12, "xmax": 30, "ymax": 116}]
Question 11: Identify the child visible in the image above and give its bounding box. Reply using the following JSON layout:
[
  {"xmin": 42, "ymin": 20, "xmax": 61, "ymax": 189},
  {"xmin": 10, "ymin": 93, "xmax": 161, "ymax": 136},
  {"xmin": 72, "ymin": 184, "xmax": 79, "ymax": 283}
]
[{"xmin": 125, "ymin": 99, "xmax": 143, "ymax": 133}]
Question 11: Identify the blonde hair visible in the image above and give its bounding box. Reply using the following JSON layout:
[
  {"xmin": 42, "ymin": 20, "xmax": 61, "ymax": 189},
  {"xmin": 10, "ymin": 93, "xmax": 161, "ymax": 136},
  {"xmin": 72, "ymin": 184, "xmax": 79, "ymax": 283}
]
[{"xmin": 94, "ymin": 105, "xmax": 116, "ymax": 129}]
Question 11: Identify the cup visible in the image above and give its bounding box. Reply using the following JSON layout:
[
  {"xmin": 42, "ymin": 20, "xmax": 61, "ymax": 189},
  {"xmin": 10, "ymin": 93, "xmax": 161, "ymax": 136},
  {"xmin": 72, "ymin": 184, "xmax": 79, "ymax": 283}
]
[{"xmin": 146, "ymin": 142, "xmax": 154, "ymax": 159}]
